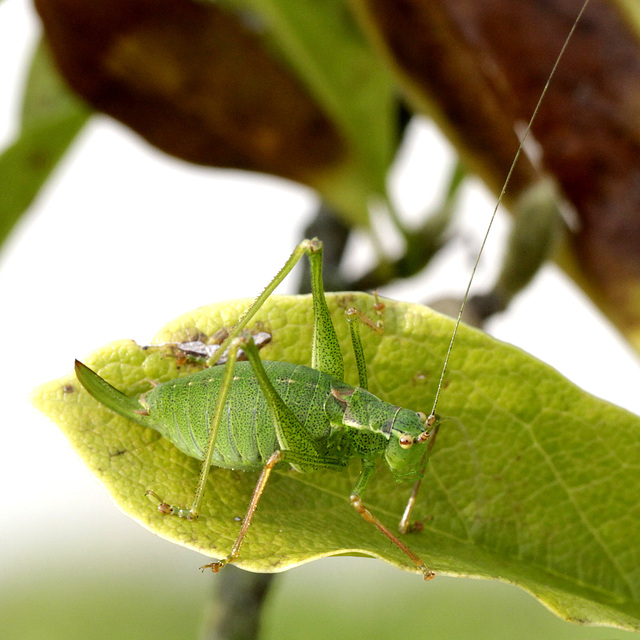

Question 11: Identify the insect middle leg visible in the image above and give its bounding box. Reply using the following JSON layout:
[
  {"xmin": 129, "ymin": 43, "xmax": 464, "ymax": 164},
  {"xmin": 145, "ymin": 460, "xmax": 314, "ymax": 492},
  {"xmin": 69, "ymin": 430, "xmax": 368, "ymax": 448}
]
[
  {"xmin": 201, "ymin": 449, "xmax": 284, "ymax": 573},
  {"xmin": 350, "ymin": 461, "xmax": 434, "ymax": 581}
]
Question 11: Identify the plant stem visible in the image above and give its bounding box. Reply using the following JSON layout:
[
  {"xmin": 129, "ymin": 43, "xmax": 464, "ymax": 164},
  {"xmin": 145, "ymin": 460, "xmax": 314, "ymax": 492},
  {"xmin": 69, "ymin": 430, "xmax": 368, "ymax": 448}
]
[{"xmin": 202, "ymin": 567, "xmax": 276, "ymax": 640}]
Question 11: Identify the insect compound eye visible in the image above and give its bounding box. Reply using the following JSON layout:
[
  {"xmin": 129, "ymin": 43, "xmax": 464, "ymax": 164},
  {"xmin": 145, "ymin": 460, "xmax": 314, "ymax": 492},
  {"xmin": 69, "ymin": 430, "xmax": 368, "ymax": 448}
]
[
  {"xmin": 399, "ymin": 434, "xmax": 414, "ymax": 449},
  {"xmin": 416, "ymin": 411, "xmax": 428, "ymax": 425}
]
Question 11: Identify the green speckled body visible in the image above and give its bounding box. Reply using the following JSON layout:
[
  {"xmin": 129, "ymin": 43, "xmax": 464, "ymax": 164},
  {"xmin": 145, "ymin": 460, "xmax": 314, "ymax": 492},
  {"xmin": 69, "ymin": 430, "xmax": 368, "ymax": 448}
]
[
  {"xmin": 73, "ymin": 239, "xmax": 438, "ymax": 577},
  {"xmin": 142, "ymin": 360, "xmax": 415, "ymax": 473}
]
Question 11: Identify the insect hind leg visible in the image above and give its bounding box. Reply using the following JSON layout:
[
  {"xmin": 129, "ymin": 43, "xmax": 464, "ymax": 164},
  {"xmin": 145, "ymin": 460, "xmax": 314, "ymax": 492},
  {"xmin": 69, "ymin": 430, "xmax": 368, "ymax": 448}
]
[{"xmin": 203, "ymin": 238, "xmax": 344, "ymax": 382}]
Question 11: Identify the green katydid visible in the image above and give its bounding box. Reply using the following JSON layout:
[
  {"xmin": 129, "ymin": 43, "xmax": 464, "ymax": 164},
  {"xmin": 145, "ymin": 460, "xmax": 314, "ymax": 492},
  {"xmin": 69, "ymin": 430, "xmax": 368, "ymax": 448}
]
[
  {"xmin": 75, "ymin": 238, "xmax": 439, "ymax": 579},
  {"xmin": 73, "ymin": 0, "xmax": 592, "ymax": 580}
]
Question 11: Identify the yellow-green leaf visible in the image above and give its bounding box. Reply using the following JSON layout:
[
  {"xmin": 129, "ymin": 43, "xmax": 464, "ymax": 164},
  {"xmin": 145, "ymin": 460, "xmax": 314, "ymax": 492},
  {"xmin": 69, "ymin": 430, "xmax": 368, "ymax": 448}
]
[{"xmin": 32, "ymin": 293, "xmax": 640, "ymax": 631}]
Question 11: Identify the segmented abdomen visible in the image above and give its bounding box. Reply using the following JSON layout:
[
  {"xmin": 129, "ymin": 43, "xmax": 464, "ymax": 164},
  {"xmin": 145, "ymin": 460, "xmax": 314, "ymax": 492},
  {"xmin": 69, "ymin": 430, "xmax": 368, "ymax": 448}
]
[{"xmin": 145, "ymin": 361, "xmax": 338, "ymax": 470}]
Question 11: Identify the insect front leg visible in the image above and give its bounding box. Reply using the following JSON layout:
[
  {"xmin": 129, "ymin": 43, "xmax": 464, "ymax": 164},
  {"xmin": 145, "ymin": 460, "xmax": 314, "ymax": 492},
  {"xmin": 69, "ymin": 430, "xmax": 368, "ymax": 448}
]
[
  {"xmin": 398, "ymin": 416, "xmax": 439, "ymax": 535},
  {"xmin": 350, "ymin": 460, "xmax": 434, "ymax": 581}
]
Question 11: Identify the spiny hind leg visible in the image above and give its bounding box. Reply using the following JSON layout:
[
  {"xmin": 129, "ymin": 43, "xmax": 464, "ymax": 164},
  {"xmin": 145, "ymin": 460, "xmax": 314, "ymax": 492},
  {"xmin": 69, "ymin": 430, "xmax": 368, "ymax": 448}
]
[{"xmin": 200, "ymin": 331, "xmax": 348, "ymax": 572}]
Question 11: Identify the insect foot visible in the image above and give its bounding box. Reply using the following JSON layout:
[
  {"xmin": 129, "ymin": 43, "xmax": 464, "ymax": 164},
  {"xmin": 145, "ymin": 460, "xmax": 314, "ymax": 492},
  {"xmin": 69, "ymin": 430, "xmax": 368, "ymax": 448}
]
[
  {"xmin": 200, "ymin": 559, "xmax": 227, "ymax": 573},
  {"xmin": 145, "ymin": 490, "xmax": 196, "ymax": 520}
]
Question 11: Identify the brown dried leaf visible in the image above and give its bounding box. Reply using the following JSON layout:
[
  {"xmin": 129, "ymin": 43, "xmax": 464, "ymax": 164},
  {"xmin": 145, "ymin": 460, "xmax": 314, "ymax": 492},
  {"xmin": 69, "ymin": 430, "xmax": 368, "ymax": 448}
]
[
  {"xmin": 34, "ymin": 0, "xmax": 345, "ymax": 183},
  {"xmin": 355, "ymin": 0, "xmax": 640, "ymax": 351}
]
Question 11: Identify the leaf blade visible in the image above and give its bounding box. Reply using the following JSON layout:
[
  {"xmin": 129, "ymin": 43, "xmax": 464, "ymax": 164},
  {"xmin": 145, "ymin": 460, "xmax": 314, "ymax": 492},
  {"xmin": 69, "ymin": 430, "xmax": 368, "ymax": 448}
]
[{"xmin": 32, "ymin": 293, "xmax": 640, "ymax": 630}]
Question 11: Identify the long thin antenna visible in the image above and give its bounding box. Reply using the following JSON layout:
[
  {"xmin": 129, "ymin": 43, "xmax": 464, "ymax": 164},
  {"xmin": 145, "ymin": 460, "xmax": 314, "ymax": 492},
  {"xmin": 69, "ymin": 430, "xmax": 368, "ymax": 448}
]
[{"xmin": 429, "ymin": 0, "xmax": 591, "ymax": 419}]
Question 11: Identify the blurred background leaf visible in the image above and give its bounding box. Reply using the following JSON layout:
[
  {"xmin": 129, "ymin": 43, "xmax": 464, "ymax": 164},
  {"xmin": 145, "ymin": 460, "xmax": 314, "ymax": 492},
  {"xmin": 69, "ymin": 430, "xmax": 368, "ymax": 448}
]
[
  {"xmin": 0, "ymin": 39, "xmax": 90, "ymax": 246},
  {"xmin": 31, "ymin": 0, "xmax": 398, "ymax": 228},
  {"xmin": 353, "ymin": 0, "xmax": 640, "ymax": 346}
]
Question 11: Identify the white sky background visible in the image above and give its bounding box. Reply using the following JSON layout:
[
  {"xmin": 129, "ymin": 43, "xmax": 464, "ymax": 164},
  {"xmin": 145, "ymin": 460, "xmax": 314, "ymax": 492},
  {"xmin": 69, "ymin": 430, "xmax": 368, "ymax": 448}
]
[{"xmin": 1, "ymin": 0, "xmax": 639, "ymax": 578}]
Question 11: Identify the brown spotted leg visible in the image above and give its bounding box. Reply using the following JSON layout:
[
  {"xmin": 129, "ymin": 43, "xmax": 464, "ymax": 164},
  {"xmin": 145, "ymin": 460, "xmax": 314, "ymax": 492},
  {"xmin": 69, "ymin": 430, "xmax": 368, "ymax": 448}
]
[
  {"xmin": 201, "ymin": 450, "xmax": 285, "ymax": 572},
  {"xmin": 351, "ymin": 461, "xmax": 435, "ymax": 580}
]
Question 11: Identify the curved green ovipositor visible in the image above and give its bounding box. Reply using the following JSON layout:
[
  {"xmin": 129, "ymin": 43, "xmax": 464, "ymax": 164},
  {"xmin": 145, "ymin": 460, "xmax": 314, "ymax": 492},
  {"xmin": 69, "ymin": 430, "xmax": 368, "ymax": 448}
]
[
  {"xmin": 74, "ymin": 360, "xmax": 150, "ymax": 427},
  {"xmin": 32, "ymin": 293, "xmax": 640, "ymax": 631}
]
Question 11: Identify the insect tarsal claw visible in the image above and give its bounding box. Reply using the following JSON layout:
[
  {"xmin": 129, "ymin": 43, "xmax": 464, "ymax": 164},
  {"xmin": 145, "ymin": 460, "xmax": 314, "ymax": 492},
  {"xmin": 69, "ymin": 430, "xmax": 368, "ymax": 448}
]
[
  {"xmin": 200, "ymin": 559, "xmax": 225, "ymax": 573},
  {"xmin": 422, "ymin": 568, "xmax": 436, "ymax": 582},
  {"xmin": 145, "ymin": 489, "xmax": 175, "ymax": 515}
]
